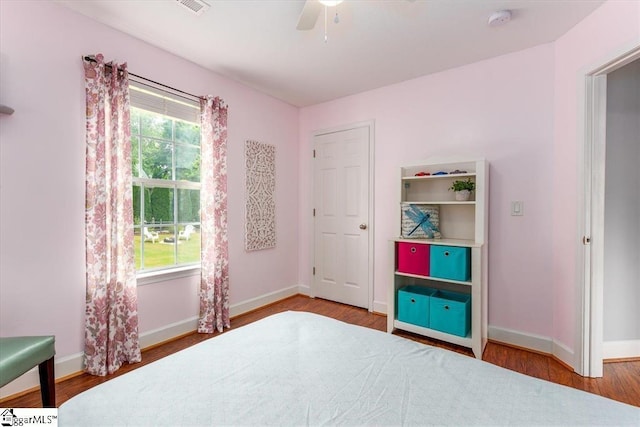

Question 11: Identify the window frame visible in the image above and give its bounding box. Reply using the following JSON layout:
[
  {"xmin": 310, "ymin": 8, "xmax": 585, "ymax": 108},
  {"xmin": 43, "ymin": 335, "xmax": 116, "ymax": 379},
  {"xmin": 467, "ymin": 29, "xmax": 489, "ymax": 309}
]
[{"xmin": 129, "ymin": 80, "xmax": 202, "ymax": 280}]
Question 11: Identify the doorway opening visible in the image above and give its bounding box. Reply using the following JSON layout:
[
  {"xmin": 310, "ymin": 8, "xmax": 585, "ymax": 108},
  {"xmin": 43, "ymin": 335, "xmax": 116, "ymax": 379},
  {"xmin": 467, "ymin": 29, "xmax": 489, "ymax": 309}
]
[{"xmin": 579, "ymin": 46, "xmax": 640, "ymax": 378}]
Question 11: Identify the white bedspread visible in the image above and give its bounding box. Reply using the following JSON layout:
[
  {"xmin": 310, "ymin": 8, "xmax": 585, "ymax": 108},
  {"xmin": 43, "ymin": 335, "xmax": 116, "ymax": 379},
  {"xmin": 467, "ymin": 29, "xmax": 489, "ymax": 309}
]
[{"xmin": 59, "ymin": 311, "xmax": 639, "ymax": 426}]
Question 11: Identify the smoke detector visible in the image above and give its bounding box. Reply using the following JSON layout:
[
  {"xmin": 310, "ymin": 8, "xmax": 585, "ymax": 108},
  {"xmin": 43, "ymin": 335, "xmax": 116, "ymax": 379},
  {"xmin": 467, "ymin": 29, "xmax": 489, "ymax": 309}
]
[
  {"xmin": 488, "ymin": 10, "xmax": 512, "ymax": 27},
  {"xmin": 176, "ymin": 0, "xmax": 210, "ymax": 16}
]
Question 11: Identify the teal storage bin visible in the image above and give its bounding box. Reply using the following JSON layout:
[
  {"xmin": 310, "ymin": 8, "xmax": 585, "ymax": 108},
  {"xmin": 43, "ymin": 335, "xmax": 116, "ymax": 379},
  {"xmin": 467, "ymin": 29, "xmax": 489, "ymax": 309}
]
[
  {"xmin": 397, "ymin": 286, "xmax": 435, "ymax": 328},
  {"xmin": 430, "ymin": 245, "xmax": 471, "ymax": 281},
  {"xmin": 429, "ymin": 290, "xmax": 471, "ymax": 337}
]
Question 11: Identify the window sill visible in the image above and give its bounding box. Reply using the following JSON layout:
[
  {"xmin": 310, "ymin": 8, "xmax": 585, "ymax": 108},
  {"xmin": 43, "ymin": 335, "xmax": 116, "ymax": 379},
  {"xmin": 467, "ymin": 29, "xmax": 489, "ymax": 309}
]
[{"xmin": 136, "ymin": 265, "xmax": 200, "ymax": 286}]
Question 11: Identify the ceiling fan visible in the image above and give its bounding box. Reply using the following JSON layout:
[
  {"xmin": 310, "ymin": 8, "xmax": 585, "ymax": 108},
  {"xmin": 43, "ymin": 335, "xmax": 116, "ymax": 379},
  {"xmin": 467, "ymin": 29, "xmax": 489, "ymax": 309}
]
[
  {"xmin": 296, "ymin": 0, "xmax": 342, "ymax": 31},
  {"xmin": 296, "ymin": 0, "xmax": 416, "ymax": 32}
]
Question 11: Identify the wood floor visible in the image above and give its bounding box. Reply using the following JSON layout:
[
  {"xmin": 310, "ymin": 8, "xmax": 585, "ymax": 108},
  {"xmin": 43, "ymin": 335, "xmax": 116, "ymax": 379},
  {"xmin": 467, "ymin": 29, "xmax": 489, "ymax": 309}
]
[{"xmin": 3, "ymin": 295, "xmax": 639, "ymax": 409}]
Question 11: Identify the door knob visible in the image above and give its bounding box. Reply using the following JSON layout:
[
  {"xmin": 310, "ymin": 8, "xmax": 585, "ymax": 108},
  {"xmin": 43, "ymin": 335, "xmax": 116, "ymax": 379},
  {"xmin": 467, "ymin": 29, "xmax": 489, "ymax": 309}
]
[{"xmin": 359, "ymin": 223, "xmax": 367, "ymax": 230}]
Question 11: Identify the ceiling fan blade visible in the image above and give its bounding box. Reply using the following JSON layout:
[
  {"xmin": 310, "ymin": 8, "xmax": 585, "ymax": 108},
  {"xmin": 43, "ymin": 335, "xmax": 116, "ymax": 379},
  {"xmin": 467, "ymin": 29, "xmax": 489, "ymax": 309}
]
[{"xmin": 296, "ymin": 0, "xmax": 322, "ymax": 31}]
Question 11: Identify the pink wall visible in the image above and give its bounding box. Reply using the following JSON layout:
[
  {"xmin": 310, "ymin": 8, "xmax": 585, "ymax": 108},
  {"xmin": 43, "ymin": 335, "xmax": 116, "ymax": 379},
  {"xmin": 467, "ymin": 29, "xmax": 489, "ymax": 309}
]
[
  {"xmin": 299, "ymin": 0, "xmax": 640, "ymax": 359},
  {"xmin": 551, "ymin": 1, "xmax": 640, "ymax": 350},
  {"xmin": 1, "ymin": 0, "xmax": 637, "ymax": 373},
  {"xmin": 0, "ymin": 1, "xmax": 299, "ymax": 359},
  {"xmin": 300, "ymin": 44, "xmax": 557, "ymax": 337}
]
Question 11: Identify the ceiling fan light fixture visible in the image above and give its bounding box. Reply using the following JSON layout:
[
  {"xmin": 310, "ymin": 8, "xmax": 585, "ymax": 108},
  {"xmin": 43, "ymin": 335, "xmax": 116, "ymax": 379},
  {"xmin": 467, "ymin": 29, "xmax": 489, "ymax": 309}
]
[{"xmin": 319, "ymin": 0, "xmax": 343, "ymax": 6}]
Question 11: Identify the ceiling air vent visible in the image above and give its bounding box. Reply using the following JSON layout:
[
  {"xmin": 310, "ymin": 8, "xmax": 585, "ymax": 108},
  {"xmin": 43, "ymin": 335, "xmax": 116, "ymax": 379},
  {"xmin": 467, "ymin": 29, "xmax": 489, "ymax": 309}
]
[{"xmin": 176, "ymin": 0, "xmax": 210, "ymax": 16}]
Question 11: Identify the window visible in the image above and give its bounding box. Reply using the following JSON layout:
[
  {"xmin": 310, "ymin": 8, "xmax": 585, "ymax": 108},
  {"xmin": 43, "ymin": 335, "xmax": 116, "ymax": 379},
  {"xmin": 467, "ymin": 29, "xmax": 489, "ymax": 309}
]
[{"xmin": 130, "ymin": 80, "xmax": 201, "ymax": 272}]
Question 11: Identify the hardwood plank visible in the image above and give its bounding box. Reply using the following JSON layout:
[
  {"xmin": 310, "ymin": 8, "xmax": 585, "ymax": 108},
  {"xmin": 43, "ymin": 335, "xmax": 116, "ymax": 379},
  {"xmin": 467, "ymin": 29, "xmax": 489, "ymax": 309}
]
[
  {"xmin": 548, "ymin": 356, "xmax": 578, "ymax": 388},
  {"xmin": 482, "ymin": 340, "xmax": 509, "ymax": 368},
  {"xmin": 2, "ymin": 295, "xmax": 639, "ymax": 409},
  {"xmin": 599, "ymin": 361, "xmax": 640, "ymax": 407},
  {"xmin": 523, "ymin": 350, "xmax": 551, "ymax": 381}
]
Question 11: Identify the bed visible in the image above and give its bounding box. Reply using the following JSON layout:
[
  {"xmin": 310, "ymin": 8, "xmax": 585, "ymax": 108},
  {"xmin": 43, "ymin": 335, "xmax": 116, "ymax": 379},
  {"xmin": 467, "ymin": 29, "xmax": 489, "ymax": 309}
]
[{"xmin": 59, "ymin": 311, "xmax": 639, "ymax": 426}]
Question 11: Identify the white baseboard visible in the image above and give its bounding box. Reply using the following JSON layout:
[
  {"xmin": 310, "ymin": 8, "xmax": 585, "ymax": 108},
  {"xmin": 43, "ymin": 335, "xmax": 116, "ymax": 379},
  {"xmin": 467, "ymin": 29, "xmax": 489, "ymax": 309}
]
[
  {"xmin": 139, "ymin": 316, "xmax": 199, "ymax": 349},
  {"xmin": 297, "ymin": 284, "xmax": 311, "ymax": 297},
  {"xmin": 603, "ymin": 339, "xmax": 640, "ymax": 360},
  {"xmin": 1, "ymin": 284, "xmax": 306, "ymax": 401},
  {"xmin": 372, "ymin": 300, "xmax": 387, "ymax": 315},
  {"xmin": 229, "ymin": 285, "xmax": 300, "ymax": 317},
  {"xmin": 488, "ymin": 326, "xmax": 575, "ymax": 370},
  {"xmin": 552, "ymin": 339, "xmax": 575, "ymax": 369},
  {"xmin": 488, "ymin": 326, "xmax": 553, "ymax": 354}
]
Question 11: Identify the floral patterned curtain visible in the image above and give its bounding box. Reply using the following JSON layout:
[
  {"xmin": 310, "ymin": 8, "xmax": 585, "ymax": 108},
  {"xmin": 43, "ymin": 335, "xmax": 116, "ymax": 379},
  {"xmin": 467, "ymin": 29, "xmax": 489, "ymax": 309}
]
[
  {"xmin": 83, "ymin": 54, "xmax": 141, "ymax": 375},
  {"xmin": 198, "ymin": 96, "xmax": 230, "ymax": 333}
]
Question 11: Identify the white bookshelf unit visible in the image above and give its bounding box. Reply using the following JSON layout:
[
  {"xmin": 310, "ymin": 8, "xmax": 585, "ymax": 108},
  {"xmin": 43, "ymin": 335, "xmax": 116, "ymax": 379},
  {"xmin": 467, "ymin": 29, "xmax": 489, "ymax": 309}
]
[{"xmin": 387, "ymin": 158, "xmax": 489, "ymax": 359}]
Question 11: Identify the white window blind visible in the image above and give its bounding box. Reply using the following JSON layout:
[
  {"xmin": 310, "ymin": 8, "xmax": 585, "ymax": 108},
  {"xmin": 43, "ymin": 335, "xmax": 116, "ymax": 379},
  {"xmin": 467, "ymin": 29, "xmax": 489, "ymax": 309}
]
[{"xmin": 129, "ymin": 79, "xmax": 200, "ymax": 123}]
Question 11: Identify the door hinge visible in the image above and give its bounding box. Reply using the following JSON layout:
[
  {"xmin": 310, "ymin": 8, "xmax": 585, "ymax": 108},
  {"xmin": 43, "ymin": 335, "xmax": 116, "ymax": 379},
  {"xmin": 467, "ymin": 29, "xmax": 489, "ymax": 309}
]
[
  {"xmin": 313, "ymin": 208, "xmax": 316, "ymax": 217},
  {"xmin": 313, "ymin": 149, "xmax": 316, "ymax": 158},
  {"xmin": 313, "ymin": 267, "xmax": 316, "ymax": 275},
  {"xmin": 583, "ymin": 236, "xmax": 591, "ymax": 245}
]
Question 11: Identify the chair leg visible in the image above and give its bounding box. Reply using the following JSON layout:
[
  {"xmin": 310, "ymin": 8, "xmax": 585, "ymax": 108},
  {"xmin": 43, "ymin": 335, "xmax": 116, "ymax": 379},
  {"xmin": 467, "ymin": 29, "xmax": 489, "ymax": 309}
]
[{"xmin": 38, "ymin": 357, "xmax": 56, "ymax": 407}]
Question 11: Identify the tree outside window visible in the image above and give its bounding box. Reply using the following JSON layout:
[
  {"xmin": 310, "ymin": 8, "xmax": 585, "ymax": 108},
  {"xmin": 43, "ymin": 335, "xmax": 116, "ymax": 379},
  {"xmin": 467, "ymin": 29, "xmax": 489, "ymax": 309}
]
[{"xmin": 131, "ymin": 106, "xmax": 201, "ymax": 271}]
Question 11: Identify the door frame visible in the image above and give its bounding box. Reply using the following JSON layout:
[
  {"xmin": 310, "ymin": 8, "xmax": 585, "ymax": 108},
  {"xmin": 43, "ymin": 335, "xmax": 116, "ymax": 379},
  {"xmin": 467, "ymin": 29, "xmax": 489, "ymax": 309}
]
[
  {"xmin": 310, "ymin": 120, "xmax": 375, "ymax": 311},
  {"xmin": 578, "ymin": 45, "xmax": 640, "ymax": 377}
]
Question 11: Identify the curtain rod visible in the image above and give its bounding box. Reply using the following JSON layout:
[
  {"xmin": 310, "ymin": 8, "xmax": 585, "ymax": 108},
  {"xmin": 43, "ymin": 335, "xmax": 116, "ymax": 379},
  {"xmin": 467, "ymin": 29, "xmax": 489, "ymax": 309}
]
[{"xmin": 82, "ymin": 55, "xmax": 202, "ymax": 102}]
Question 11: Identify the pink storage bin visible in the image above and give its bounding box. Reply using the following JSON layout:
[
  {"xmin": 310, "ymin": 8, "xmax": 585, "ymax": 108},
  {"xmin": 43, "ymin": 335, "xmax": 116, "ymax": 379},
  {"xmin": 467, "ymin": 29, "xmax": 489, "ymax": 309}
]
[{"xmin": 397, "ymin": 242, "xmax": 430, "ymax": 276}]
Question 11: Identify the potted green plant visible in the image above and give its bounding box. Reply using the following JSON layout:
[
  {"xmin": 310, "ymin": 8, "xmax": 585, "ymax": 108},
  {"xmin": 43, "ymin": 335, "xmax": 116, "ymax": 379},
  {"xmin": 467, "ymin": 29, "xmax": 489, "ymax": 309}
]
[{"xmin": 449, "ymin": 178, "xmax": 475, "ymax": 201}]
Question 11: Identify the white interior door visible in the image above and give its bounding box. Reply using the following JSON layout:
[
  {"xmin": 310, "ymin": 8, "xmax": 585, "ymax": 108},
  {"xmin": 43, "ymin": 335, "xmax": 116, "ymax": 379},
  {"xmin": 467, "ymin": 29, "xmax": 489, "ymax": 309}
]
[
  {"xmin": 313, "ymin": 125, "xmax": 371, "ymax": 309},
  {"xmin": 579, "ymin": 46, "xmax": 640, "ymax": 377}
]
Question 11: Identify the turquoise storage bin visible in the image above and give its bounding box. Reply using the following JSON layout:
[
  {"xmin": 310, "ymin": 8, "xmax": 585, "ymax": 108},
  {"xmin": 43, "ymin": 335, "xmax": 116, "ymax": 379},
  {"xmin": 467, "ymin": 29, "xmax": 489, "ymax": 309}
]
[
  {"xmin": 397, "ymin": 286, "xmax": 435, "ymax": 328},
  {"xmin": 429, "ymin": 290, "xmax": 471, "ymax": 337},
  {"xmin": 430, "ymin": 245, "xmax": 471, "ymax": 281}
]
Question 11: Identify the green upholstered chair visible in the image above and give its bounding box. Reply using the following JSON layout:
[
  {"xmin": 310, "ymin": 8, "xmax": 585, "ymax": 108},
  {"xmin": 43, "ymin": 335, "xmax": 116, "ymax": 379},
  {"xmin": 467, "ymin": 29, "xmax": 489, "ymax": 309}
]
[{"xmin": 0, "ymin": 336, "xmax": 56, "ymax": 407}]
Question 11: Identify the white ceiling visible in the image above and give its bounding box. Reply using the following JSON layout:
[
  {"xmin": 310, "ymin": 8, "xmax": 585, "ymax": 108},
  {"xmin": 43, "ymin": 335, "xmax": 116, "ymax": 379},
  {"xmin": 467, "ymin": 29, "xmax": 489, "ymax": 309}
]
[{"xmin": 56, "ymin": 0, "xmax": 604, "ymax": 107}]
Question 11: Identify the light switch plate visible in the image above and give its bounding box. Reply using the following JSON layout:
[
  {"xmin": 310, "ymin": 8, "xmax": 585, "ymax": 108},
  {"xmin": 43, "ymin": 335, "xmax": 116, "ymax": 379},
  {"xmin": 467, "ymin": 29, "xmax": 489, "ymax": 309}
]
[{"xmin": 511, "ymin": 201, "xmax": 524, "ymax": 216}]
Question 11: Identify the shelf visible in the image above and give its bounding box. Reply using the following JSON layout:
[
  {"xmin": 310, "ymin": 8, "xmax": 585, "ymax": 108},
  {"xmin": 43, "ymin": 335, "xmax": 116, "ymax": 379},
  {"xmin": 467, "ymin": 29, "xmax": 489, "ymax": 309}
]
[
  {"xmin": 394, "ymin": 237, "xmax": 480, "ymax": 248},
  {"xmin": 393, "ymin": 320, "xmax": 472, "ymax": 347},
  {"xmin": 391, "ymin": 158, "xmax": 487, "ymax": 360},
  {"xmin": 403, "ymin": 200, "xmax": 475, "ymax": 205},
  {"xmin": 395, "ymin": 271, "xmax": 472, "ymax": 286},
  {"xmin": 402, "ymin": 172, "xmax": 475, "ymax": 181}
]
